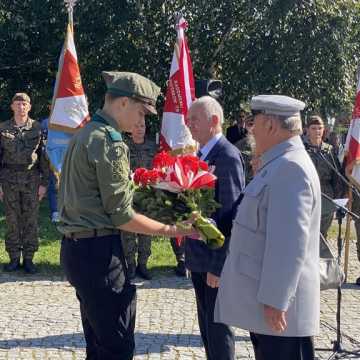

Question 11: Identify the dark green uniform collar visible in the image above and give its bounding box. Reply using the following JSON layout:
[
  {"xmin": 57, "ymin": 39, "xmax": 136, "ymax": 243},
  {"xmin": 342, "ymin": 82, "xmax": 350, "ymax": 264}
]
[
  {"xmin": 303, "ymin": 137, "xmax": 330, "ymax": 151},
  {"xmin": 93, "ymin": 109, "xmax": 123, "ymax": 142},
  {"xmin": 94, "ymin": 109, "xmax": 121, "ymax": 132},
  {"xmin": 10, "ymin": 117, "xmax": 34, "ymax": 130}
]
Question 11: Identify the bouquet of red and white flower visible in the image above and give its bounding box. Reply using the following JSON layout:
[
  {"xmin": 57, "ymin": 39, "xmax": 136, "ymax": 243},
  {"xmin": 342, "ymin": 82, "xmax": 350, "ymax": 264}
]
[{"xmin": 132, "ymin": 151, "xmax": 225, "ymax": 249}]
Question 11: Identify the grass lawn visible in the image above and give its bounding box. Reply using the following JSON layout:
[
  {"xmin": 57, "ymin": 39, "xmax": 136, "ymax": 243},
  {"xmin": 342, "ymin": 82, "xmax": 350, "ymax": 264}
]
[
  {"xmin": 0, "ymin": 200, "xmax": 177, "ymax": 277},
  {"xmin": 0, "ymin": 199, "xmax": 355, "ymax": 277}
]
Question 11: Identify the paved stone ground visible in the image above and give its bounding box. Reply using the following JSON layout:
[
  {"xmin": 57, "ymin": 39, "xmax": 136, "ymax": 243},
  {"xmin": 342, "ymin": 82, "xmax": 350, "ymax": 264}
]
[{"xmin": 1, "ymin": 237, "xmax": 360, "ymax": 359}]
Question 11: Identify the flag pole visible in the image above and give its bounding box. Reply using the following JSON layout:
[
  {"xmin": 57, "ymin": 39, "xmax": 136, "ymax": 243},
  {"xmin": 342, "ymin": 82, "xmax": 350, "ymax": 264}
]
[
  {"xmin": 50, "ymin": 0, "xmax": 77, "ymax": 122},
  {"xmin": 64, "ymin": 0, "xmax": 76, "ymax": 32},
  {"xmin": 343, "ymin": 188, "xmax": 353, "ymax": 282},
  {"xmin": 343, "ymin": 64, "xmax": 360, "ymax": 282}
]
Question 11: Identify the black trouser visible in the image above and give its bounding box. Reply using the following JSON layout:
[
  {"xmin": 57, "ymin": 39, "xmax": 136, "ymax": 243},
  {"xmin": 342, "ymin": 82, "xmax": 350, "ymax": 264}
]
[
  {"xmin": 191, "ymin": 271, "xmax": 235, "ymax": 360},
  {"xmin": 250, "ymin": 332, "xmax": 315, "ymax": 360},
  {"xmin": 170, "ymin": 238, "xmax": 185, "ymax": 263},
  {"xmin": 61, "ymin": 234, "xmax": 136, "ymax": 360}
]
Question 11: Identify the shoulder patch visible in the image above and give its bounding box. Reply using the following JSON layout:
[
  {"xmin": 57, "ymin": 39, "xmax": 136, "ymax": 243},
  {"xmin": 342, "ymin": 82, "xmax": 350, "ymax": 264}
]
[{"xmin": 108, "ymin": 129, "xmax": 122, "ymax": 142}]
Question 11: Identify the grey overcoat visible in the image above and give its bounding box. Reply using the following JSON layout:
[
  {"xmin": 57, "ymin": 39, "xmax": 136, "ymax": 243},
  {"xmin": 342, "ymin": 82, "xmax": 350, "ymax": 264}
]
[{"xmin": 214, "ymin": 136, "xmax": 321, "ymax": 337}]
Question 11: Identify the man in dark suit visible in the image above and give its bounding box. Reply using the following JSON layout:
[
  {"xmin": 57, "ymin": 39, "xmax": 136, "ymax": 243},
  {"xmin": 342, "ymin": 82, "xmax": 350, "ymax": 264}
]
[
  {"xmin": 225, "ymin": 108, "xmax": 248, "ymax": 144},
  {"xmin": 185, "ymin": 96, "xmax": 245, "ymax": 360}
]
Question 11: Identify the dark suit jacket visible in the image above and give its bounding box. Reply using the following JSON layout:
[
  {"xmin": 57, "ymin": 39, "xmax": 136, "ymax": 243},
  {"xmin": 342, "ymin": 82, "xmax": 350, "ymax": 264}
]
[
  {"xmin": 225, "ymin": 125, "xmax": 247, "ymax": 144},
  {"xmin": 185, "ymin": 135, "xmax": 245, "ymax": 276}
]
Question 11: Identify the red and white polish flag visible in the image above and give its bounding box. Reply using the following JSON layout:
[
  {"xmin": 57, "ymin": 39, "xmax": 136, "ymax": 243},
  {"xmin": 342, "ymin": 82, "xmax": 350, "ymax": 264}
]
[
  {"xmin": 160, "ymin": 16, "xmax": 196, "ymax": 153},
  {"xmin": 49, "ymin": 24, "xmax": 89, "ymax": 131},
  {"xmin": 345, "ymin": 70, "xmax": 360, "ymax": 188}
]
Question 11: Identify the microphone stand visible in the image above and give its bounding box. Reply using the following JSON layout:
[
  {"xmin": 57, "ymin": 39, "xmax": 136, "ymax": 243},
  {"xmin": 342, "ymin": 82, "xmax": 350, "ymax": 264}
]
[
  {"xmin": 316, "ymin": 150, "xmax": 360, "ymax": 201},
  {"xmin": 314, "ymin": 148, "xmax": 360, "ymax": 282},
  {"xmin": 317, "ymin": 193, "xmax": 360, "ymax": 359}
]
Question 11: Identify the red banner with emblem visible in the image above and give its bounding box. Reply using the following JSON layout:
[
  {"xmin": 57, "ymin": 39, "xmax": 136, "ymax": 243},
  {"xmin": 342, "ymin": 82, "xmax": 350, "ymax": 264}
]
[
  {"xmin": 345, "ymin": 68, "xmax": 360, "ymax": 188},
  {"xmin": 49, "ymin": 23, "xmax": 89, "ymax": 132},
  {"xmin": 160, "ymin": 16, "xmax": 196, "ymax": 153}
]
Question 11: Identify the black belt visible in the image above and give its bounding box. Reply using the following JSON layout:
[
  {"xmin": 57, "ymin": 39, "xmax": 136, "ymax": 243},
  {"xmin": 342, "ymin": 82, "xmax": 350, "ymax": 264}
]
[{"xmin": 64, "ymin": 228, "xmax": 120, "ymax": 240}]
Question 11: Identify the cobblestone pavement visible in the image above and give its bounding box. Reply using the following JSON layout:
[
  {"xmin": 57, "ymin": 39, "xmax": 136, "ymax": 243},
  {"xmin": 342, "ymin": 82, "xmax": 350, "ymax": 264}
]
[{"xmin": 1, "ymin": 238, "xmax": 360, "ymax": 359}]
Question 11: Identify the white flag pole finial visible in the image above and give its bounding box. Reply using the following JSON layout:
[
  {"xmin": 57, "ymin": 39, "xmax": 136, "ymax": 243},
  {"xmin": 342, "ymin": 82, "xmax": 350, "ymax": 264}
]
[
  {"xmin": 175, "ymin": 12, "xmax": 183, "ymax": 24},
  {"xmin": 64, "ymin": 0, "xmax": 77, "ymax": 28},
  {"xmin": 64, "ymin": 0, "xmax": 77, "ymax": 11}
]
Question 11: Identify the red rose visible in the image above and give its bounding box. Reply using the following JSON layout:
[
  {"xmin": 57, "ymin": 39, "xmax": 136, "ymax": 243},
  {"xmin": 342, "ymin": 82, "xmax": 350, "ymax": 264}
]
[
  {"xmin": 179, "ymin": 154, "xmax": 200, "ymax": 174},
  {"xmin": 140, "ymin": 169, "xmax": 164, "ymax": 185},
  {"xmin": 148, "ymin": 169, "xmax": 163, "ymax": 184},
  {"xmin": 134, "ymin": 168, "xmax": 147, "ymax": 185},
  {"xmin": 152, "ymin": 151, "xmax": 176, "ymax": 169}
]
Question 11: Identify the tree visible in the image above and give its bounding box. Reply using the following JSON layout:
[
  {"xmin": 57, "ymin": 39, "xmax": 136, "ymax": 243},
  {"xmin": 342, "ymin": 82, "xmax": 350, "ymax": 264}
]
[{"xmin": 0, "ymin": 0, "xmax": 359, "ymax": 124}]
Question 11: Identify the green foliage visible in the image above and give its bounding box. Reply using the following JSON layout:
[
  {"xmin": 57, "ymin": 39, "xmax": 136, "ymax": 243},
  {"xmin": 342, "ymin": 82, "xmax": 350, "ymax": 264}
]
[
  {"xmin": 133, "ymin": 186, "xmax": 219, "ymax": 223},
  {"xmin": 0, "ymin": 0, "xmax": 359, "ymax": 124}
]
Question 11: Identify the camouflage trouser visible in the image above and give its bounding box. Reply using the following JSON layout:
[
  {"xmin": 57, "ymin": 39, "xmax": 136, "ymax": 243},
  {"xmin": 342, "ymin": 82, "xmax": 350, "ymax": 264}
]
[
  {"xmin": 170, "ymin": 238, "xmax": 185, "ymax": 263},
  {"xmin": 122, "ymin": 232, "xmax": 152, "ymax": 266},
  {"xmin": 352, "ymin": 194, "xmax": 360, "ymax": 262},
  {"xmin": 321, "ymin": 197, "xmax": 336, "ymax": 239},
  {"xmin": 2, "ymin": 180, "xmax": 40, "ymax": 260}
]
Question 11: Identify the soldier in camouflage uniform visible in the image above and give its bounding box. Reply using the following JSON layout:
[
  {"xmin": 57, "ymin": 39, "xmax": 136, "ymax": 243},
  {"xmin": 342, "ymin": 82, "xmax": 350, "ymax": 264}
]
[
  {"xmin": 122, "ymin": 121, "xmax": 157, "ymax": 280},
  {"xmin": 0, "ymin": 93, "xmax": 49, "ymax": 273},
  {"xmin": 304, "ymin": 115, "xmax": 344, "ymax": 239}
]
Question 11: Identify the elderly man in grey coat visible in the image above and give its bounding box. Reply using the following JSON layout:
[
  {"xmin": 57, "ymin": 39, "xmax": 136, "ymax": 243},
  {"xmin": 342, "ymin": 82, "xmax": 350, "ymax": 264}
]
[{"xmin": 215, "ymin": 95, "xmax": 321, "ymax": 360}]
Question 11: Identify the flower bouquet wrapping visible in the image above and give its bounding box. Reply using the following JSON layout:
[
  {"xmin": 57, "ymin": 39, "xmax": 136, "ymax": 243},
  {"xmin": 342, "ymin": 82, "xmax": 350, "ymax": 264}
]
[{"xmin": 132, "ymin": 151, "xmax": 225, "ymax": 249}]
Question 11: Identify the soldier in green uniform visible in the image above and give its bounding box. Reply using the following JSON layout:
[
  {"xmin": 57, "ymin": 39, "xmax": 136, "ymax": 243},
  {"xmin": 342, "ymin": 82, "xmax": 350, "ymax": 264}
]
[
  {"xmin": 122, "ymin": 121, "xmax": 157, "ymax": 280},
  {"xmin": 304, "ymin": 115, "xmax": 344, "ymax": 238},
  {"xmin": 0, "ymin": 93, "xmax": 49, "ymax": 274},
  {"xmin": 58, "ymin": 71, "xmax": 196, "ymax": 360}
]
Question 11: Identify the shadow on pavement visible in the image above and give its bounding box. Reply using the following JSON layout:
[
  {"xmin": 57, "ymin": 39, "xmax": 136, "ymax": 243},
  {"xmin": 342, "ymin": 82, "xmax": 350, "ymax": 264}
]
[
  {"xmin": 342, "ymin": 282, "xmax": 360, "ymax": 290},
  {"xmin": 0, "ymin": 272, "xmax": 66, "ymax": 284},
  {"xmin": 0, "ymin": 332, "xmax": 251, "ymax": 352},
  {"xmin": 0, "ymin": 271, "xmax": 194, "ymax": 290}
]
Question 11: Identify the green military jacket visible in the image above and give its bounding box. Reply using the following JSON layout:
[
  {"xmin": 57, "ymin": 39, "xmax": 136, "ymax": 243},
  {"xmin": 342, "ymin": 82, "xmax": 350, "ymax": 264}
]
[
  {"xmin": 0, "ymin": 117, "xmax": 49, "ymax": 186},
  {"xmin": 57, "ymin": 109, "xmax": 135, "ymax": 234},
  {"xmin": 304, "ymin": 138, "xmax": 345, "ymax": 213},
  {"xmin": 125, "ymin": 136, "xmax": 157, "ymax": 171}
]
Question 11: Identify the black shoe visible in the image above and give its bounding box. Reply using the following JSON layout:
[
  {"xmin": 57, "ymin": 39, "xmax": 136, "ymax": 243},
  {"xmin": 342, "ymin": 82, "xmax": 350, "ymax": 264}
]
[
  {"xmin": 356, "ymin": 277, "xmax": 360, "ymax": 286},
  {"xmin": 175, "ymin": 261, "xmax": 186, "ymax": 277},
  {"xmin": 23, "ymin": 259, "xmax": 37, "ymax": 274},
  {"xmin": 3, "ymin": 259, "xmax": 21, "ymax": 272},
  {"xmin": 136, "ymin": 264, "xmax": 152, "ymax": 280},
  {"xmin": 127, "ymin": 264, "xmax": 136, "ymax": 280}
]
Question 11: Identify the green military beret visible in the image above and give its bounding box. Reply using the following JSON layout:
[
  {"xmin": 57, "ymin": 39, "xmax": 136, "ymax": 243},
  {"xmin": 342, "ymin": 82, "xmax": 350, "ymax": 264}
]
[
  {"xmin": 12, "ymin": 92, "xmax": 31, "ymax": 104},
  {"xmin": 102, "ymin": 71, "xmax": 161, "ymax": 115}
]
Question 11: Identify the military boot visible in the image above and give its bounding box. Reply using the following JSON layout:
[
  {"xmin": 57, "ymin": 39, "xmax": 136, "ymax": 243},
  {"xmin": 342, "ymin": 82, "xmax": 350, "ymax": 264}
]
[
  {"xmin": 127, "ymin": 264, "xmax": 136, "ymax": 280},
  {"xmin": 23, "ymin": 259, "xmax": 37, "ymax": 274},
  {"xmin": 3, "ymin": 258, "xmax": 21, "ymax": 272},
  {"xmin": 175, "ymin": 260, "xmax": 186, "ymax": 277},
  {"xmin": 136, "ymin": 263, "xmax": 152, "ymax": 280}
]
